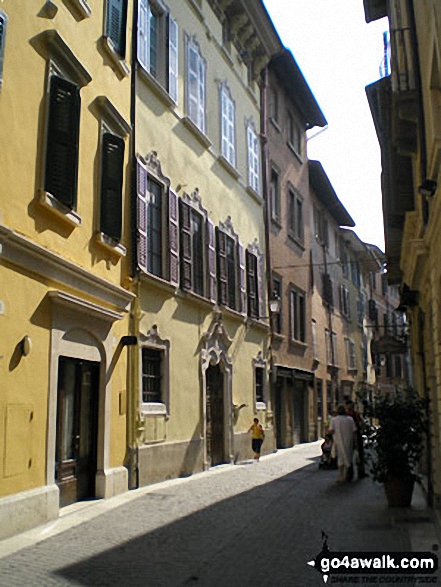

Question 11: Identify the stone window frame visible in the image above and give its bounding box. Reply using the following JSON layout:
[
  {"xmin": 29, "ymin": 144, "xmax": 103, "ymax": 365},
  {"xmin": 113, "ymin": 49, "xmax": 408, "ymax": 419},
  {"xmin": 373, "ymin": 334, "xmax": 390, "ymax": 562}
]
[
  {"xmin": 253, "ymin": 351, "xmax": 268, "ymax": 411},
  {"xmin": 139, "ymin": 325, "xmax": 171, "ymax": 416}
]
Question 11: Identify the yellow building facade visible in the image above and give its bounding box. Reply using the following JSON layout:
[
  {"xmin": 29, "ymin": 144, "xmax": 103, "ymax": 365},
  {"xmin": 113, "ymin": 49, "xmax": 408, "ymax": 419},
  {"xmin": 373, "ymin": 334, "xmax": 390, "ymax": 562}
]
[
  {"xmin": 129, "ymin": 0, "xmax": 281, "ymax": 485},
  {"xmin": 0, "ymin": 0, "xmax": 133, "ymax": 538},
  {"xmin": 365, "ymin": 0, "xmax": 441, "ymax": 516}
]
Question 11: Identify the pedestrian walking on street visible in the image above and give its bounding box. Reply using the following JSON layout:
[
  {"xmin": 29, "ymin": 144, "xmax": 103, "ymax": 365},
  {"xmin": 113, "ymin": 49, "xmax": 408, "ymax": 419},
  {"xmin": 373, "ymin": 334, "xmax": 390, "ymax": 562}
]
[
  {"xmin": 329, "ymin": 405, "xmax": 357, "ymax": 482},
  {"xmin": 248, "ymin": 418, "xmax": 265, "ymax": 461},
  {"xmin": 345, "ymin": 399, "xmax": 367, "ymax": 479}
]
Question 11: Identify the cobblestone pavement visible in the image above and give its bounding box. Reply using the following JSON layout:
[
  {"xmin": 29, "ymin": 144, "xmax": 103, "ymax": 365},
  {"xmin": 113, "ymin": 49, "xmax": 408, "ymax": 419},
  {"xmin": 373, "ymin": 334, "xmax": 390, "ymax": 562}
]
[{"xmin": 0, "ymin": 442, "xmax": 439, "ymax": 587}]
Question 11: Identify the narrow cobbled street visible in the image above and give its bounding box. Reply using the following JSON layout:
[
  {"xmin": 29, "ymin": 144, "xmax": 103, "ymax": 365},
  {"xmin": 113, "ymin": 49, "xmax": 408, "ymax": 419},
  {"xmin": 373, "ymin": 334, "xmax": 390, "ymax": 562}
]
[{"xmin": 0, "ymin": 442, "xmax": 438, "ymax": 587}]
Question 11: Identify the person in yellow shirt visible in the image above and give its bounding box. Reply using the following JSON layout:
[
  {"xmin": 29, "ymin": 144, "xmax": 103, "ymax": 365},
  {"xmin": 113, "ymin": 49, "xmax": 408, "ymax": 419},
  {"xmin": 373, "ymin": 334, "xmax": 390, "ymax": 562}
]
[{"xmin": 248, "ymin": 418, "xmax": 265, "ymax": 461}]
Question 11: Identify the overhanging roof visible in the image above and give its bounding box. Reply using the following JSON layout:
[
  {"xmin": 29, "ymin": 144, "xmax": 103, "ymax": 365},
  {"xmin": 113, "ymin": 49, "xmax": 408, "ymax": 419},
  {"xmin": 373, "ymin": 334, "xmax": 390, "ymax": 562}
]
[
  {"xmin": 339, "ymin": 228, "xmax": 383, "ymax": 272},
  {"xmin": 363, "ymin": 0, "xmax": 387, "ymax": 23},
  {"xmin": 270, "ymin": 49, "xmax": 327, "ymax": 129},
  {"xmin": 309, "ymin": 160, "xmax": 355, "ymax": 227}
]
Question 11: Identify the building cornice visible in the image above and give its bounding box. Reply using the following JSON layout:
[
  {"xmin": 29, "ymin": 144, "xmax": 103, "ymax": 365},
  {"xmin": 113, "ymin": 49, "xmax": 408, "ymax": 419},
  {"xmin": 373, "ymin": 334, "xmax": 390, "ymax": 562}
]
[{"xmin": 0, "ymin": 224, "xmax": 134, "ymax": 312}]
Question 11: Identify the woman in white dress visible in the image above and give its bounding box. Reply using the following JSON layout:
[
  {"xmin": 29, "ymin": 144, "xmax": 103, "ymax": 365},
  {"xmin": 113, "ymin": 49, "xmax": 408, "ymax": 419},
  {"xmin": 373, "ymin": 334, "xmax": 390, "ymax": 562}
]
[{"xmin": 329, "ymin": 405, "xmax": 357, "ymax": 482}]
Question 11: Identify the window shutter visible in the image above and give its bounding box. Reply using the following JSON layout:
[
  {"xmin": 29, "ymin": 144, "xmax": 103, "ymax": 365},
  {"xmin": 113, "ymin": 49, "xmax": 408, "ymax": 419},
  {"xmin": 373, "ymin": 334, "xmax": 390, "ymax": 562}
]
[
  {"xmin": 0, "ymin": 11, "xmax": 7, "ymax": 86},
  {"xmin": 198, "ymin": 54, "xmax": 206, "ymax": 132},
  {"xmin": 45, "ymin": 75, "xmax": 80, "ymax": 209},
  {"xmin": 188, "ymin": 43, "xmax": 199, "ymax": 124},
  {"xmin": 168, "ymin": 188, "xmax": 179, "ymax": 286},
  {"xmin": 258, "ymin": 253, "xmax": 265, "ymax": 320},
  {"xmin": 206, "ymin": 219, "xmax": 217, "ymax": 303},
  {"xmin": 245, "ymin": 250, "xmax": 257, "ymax": 318},
  {"xmin": 216, "ymin": 228, "xmax": 228, "ymax": 306},
  {"xmin": 100, "ymin": 133, "xmax": 124, "ymax": 241},
  {"xmin": 136, "ymin": 157, "xmax": 148, "ymax": 271},
  {"xmin": 179, "ymin": 199, "xmax": 192, "ymax": 290},
  {"xmin": 238, "ymin": 243, "xmax": 246, "ymax": 315},
  {"xmin": 106, "ymin": 0, "xmax": 127, "ymax": 58},
  {"xmin": 168, "ymin": 15, "xmax": 178, "ymax": 103},
  {"xmin": 137, "ymin": 0, "xmax": 149, "ymax": 71}
]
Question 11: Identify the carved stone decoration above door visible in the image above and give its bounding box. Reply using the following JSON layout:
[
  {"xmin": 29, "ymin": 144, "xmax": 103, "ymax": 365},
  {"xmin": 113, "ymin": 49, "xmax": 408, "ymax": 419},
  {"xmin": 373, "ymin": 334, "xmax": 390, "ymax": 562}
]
[{"xmin": 200, "ymin": 312, "xmax": 234, "ymax": 469}]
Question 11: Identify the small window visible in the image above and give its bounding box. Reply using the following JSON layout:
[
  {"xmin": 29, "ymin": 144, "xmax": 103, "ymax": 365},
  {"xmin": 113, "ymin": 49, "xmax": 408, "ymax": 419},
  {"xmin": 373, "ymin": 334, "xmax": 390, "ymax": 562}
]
[
  {"xmin": 44, "ymin": 75, "xmax": 81, "ymax": 209},
  {"xmin": 247, "ymin": 120, "xmax": 260, "ymax": 193},
  {"xmin": 325, "ymin": 330, "xmax": 337, "ymax": 366},
  {"xmin": 255, "ymin": 366, "xmax": 264, "ymax": 404},
  {"xmin": 186, "ymin": 36, "xmax": 206, "ymax": 133},
  {"xmin": 137, "ymin": 0, "xmax": 178, "ymax": 102},
  {"xmin": 288, "ymin": 188, "xmax": 304, "ymax": 243},
  {"xmin": 312, "ymin": 319, "xmax": 318, "ymax": 360},
  {"xmin": 0, "ymin": 10, "xmax": 8, "ymax": 89},
  {"xmin": 315, "ymin": 207, "xmax": 329, "ymax": 247},
  {"xmin": 346, "ymin": 339, "xmax": 356, "ymax": 370},
  {"xmin": 287, "ymin": 110, "xmax": 302, "ymax": 155},
  {"xmin": 142, "ymin": 348, "xmax": 163, "ymax": 403},
  {"xmin": 106, "ymin": 0, "xmax": 128, "ymax": 58},
  {"xmin": 220, "ymin": 82, "xmax": 236, "ymax": 167},
  {"xmin": 269, "ymin": 87, "xmax": 278, "ymax": 123},
  {"xmin": 339, "ymin": 285, "xmax": 350, "ymax": 318},
  {"xmin": 270, "ymin": 167, "xmax": 280, "ymax": 222},
  {"xmin": 100, "ymin": 133, "xmax": 125, "ymax": 241},
  {"xmin": 290, "ymin": 287, "xmax": 306, "ymax": 343}
]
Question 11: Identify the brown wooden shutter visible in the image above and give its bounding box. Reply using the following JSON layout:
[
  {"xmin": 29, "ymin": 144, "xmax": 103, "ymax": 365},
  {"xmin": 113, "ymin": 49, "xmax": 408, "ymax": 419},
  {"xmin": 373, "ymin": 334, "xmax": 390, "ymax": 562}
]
[
  {"xmin": 179, "ymin": 199, "xmax": 192, "ymax": 291},
  {"xmin": 216, "ymin": 228, "xmax": 228, "ymax": 306},
  {"xmin": 206, "ymin": 219, "xmax": 217, "ymax": 302},
  {"xmin": 238, "ymin": 242, "xmax": 246, "ymax": 314},
  {"xmin": 168, "ymin": 189, "xmax": 179, "ymax": 286},
  {"xmin": 100, "ymin": 133, "xmax": 124, "ymax": 241},
  {"xmin": 136, "ymin": 157, "xmax": 148, "ymax": 271},
  {"xmin": 258, "ymin": 253, "xmax": 265, "ymax": 320},
  {"xmin": 45, "ymin": 75, "xmax": 80, "ymax": 209},
  {"xmin": 246, "ymin": 250, "xmax": 258, "ymax": 318}
]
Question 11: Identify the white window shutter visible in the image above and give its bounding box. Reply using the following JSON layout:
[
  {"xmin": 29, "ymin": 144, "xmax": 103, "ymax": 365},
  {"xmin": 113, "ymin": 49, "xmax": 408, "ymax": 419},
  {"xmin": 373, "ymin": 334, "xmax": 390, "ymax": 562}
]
[
  {"xmin": 188, "ymin": 43, "xmax": 199, "ymax": 124},
  {"xmin": 198, "ymin": 55, "xmax": 206, "ymax": 133},
  {"xmin": 137, "ymin": 0, "xmax": 149, "ymax": 71},
  {"xmin": 168, "ymin": 16, "xmax": 178, "ymax": 103},
  {"xmin": 136, "ymin": 156, "xmax": 148, "ymax": 272}
]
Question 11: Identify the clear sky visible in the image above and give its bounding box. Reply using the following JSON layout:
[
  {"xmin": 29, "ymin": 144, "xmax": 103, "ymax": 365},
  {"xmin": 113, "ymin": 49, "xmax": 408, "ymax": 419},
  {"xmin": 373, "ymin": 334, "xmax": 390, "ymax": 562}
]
[{"xmin": 263, "ymin": 0, "xmax": 388, "ymax": 250}]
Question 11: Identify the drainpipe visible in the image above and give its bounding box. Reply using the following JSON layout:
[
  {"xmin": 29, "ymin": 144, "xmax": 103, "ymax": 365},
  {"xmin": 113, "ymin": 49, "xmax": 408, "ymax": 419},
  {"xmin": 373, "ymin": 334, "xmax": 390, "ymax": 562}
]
[
  {"xmin": 260, "ymin": 65, "xmax": 277, "ymax": 438},
  {"xmin": 127, "ymin": 0, "xmax": 139, "ymax": 490}
]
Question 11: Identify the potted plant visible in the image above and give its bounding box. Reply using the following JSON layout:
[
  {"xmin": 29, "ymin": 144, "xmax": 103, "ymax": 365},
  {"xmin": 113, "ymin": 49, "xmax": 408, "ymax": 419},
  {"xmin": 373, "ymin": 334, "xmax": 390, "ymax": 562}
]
[{"xmin": 366, "ymin": 390, "xmax": 427, "ymax": 507}]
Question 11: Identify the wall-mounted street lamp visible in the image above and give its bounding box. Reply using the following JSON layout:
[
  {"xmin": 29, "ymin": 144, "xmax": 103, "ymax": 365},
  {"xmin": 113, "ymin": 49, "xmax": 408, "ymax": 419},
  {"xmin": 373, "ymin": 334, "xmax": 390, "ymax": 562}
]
[
  {"xmin": 259, "ymin": 293, "xmax": 281, "ymax": 319},
  {"xmin": 419, "ymin": 179, "xmax": 437, "ymax": 198}
]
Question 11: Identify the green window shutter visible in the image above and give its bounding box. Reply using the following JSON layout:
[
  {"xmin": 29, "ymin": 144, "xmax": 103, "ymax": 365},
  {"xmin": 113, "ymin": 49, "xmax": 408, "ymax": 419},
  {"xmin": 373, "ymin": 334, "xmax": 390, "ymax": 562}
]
[
  {"xmin": 100, "ymin": 133, "xmax": 124, "ymax": 241},
  {"xmin": 45, "ymin": 75, "xmax": 80, "ymax": 209},
  {"xmin": 106, "ymin": 0, "xmax": 127, "ymax": 58}
]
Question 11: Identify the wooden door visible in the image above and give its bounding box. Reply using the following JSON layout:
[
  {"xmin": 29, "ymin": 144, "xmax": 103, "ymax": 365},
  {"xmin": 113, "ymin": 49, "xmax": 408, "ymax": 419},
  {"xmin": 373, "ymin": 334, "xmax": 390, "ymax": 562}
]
[
  {"xmin": 206, "ymin": 364, "xmax": 225, "ymax": 466},
  {"xmin": 56, "ymin": 357, "xmax": 99, "ymax": 507}
]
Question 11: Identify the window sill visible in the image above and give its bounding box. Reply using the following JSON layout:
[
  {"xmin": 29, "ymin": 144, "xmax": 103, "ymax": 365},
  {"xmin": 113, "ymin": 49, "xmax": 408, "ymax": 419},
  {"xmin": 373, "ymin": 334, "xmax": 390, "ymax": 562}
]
[
  {"xmin": 138, "ymin": 65, "xmax": 176, "ymax": 107},
  {"xmin": 270, "ymin": 118, "xmax": 281, "ymax": 132},
  {"xmin": 290, "ymin": 339, "xmax": 307, "ymax": 349},
  {"xmin": 181, "ymin": 117, "xmax": 212, "ymax": 149},
  {"xmin": 287, "ymin": 141, "xmax": 303, "ymax": 163},
  {"xmin": 246, "ymin": 185, "xmax": 263, "ymax": 204},
  {"xmin": 246, "ymin": 317, "xmax": 270, "ymax": 331},
  {"xmin": 99, "ymin": 37, "xmax": 130, "ymax": 79},
  {"xmin": 219, "ymin": 305, "xmax": 246, "ymax": 322},
  {"xmin": 176, "ymin": 288, "xmax": 215, "ymax": 311},
  {"xmin": 64, "ymin": 0, "xmax": 91, "ymax": 20},
  {"xmin": 38, "ymin": 189, "xmax": 82, "ymax": 227},
  {"xmin": 139, "ymin": 271, "xmax": 177, "ymax": 295},
  {"xmin": 273, "ymin": 332, "xmax": 285, "ymax": 342},
  {"xmin": 217, "ymin": 155, "xmax": 240, "ymax": 179},
  {"xmin": 140, "ymin": 402, "xmax": 167, "ymax": 416},
  {"xmin": 95, "ymin": 232, "xmax": 126, "ymax": 257},
  {"xmin": 288, "ymin": 233, "xmax": 305, "ymax": 250},
  {"xmin": 271, "ymin": 216, "xmax": 282, "ymax": 229}
]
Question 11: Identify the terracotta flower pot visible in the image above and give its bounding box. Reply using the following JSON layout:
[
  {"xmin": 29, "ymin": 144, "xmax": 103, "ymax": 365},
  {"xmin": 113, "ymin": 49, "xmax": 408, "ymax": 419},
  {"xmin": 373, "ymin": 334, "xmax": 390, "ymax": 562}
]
[{"xmin": 383, "ymin": 477, "xmax": 415, "ymax": 507}]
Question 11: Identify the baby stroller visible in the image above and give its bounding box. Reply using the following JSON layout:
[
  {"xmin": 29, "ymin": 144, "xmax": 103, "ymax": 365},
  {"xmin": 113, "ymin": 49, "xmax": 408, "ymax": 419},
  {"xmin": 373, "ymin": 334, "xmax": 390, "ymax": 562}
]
[{"xmin": 319, "ymin": 434, "xmax": 337, "ymax": 470}]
